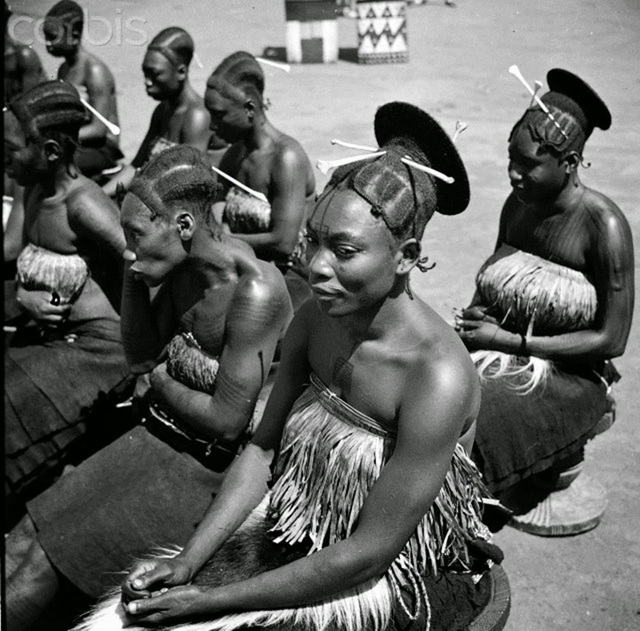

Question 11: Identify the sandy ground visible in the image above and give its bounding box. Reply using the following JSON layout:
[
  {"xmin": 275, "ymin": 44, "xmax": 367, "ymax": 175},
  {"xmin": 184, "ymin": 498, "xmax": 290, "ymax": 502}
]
[{"xmin": 7, "ymin": 0, "xmax": 640, "ymax": 629}]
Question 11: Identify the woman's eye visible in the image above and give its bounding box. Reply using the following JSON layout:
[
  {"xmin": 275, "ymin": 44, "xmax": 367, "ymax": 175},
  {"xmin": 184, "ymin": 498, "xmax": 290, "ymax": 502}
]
[
  {"xmin": 304, "ymin": 232, "xmax": 318, "ymax": 245},
  {"xmin": 335, "ymin": 247, "xmax": 357, "ymax": 259}
]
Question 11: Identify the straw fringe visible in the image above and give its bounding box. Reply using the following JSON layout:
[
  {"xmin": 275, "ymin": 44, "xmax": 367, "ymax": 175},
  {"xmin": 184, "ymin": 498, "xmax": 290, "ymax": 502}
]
[
  {"xmin": 269, "ymin": 383, "xmax": 490, "ymax": 625},
  {"xmin": 472, "ymin": 350, "xmax": 552, "ymax": 394},
  {"xmin": 16, "ymin": 243, "xmax": 89, "ymax": 302},
  {"xmin": 165, "ymin": 332, "xmax": 219, "ymax": 393},
  {"xmin": 476, "ymin": 246, "xmax": 597, "ymax": 337},
  {"xmin": 473, "ymin": 246, "xmax": 597, "ymax": 393}
]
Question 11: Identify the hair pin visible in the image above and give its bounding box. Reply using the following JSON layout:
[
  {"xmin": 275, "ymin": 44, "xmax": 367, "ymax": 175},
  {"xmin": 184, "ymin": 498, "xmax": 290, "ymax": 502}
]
[
  {"xmin": 331, "ymin": 138, "xmax": 379, "ymax": 152},
  {"xmin": 316, "ymin": 151, "xmax": 386, "ymax": 175},
  {"xmin": 193, "ymin": 51, "xmax": 204, "ymax": 69},
  {"xmin": 530, "ymin": 80, "xmax": 543, "ymax": 108},
  {"xmin": 256, "ymin": 57, "xmax": 291, "ymax": 73},
  {"xmin": 452, "ymin": 121, "xmax": 467, "ymax": 143},
  {"xmin": 210, "ymin": 165, "xmax": 268, "ymax": 202},
  {"xmin": 508, "ymin": 65, "xmax": 568, "ymax": 139},
  {"xmin": 80, "ymin": 98, "xmax": 120, "ymax": 136},
  {"xmin": 402, "ymin": 156, "xmax": 454, "ymax": 184}
]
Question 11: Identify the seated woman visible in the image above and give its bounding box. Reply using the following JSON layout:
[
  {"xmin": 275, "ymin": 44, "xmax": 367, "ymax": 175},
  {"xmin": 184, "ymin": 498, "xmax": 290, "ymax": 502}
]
[
  {"xmin": 456, "ymin": 69, "xmax": 634, "ymax": 535},
  {"xmin": 76, "ymin": 102, "xmax": 502, "ymax": 631},
  {"xmin": 43, "ymin": 0, "xmax": 124, "ymax": 180},
  {"xmin": 103, "ymin": 27, "xmax": 218, "ymax": 198},
  {"xmin": 4, "ymin": 80, "xmax": 129, "ymax": 508},
  {"xmin": 4, "ymin": 0, "xmax": 46, "ymax": 276},
  {"xmin": 4, "ymin": 145, "xmax": 293, "ymax": 631},
  {"xmin": 206, "ymin": 51, "xmax": 316, "ymax": 311}
]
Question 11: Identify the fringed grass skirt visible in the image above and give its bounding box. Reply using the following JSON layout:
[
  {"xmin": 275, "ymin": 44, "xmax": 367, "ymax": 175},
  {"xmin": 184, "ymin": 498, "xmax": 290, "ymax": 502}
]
[{"xmin": 472, "ymin": 245, "xmax": 609, "ymax": 493}]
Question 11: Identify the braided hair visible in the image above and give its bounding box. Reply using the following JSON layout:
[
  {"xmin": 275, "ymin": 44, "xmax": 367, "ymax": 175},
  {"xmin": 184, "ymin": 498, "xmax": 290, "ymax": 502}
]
[
  {"xmin": 7, "ymin": 80, "xmax": 85, "ymax": 163},
  {"xmin": 207, "ymin": 51, "xmax": 265, "ymax": 109},
  {"xmin": 318, "ymin": 102, "xmax": 469, "ymax": 245},
  {"xmin": 147, "ymin": 27, "xmax": 194, "ymax": 68},
  {"xmin": 128, "ymin": 145, "xmax": 222, "ymax": 237},
  {"xmin": 45, "ymin": 0, "xmax": 84, "ymax": 37},
  {"xmin": 510, "ymin": 68, "xmax": 611, "ymax": 159}
]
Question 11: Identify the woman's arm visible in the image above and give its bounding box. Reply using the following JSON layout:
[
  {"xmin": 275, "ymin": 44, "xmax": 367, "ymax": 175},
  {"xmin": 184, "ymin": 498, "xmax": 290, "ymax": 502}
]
[
  {"xmin": 67, "ymin": 183, "xmax": 126, "ymax": 261},
  {"xmin": 78, "ymin": 62, "xmax": 115, "ymax": 144},
  {"xmin": 124, "ymin": 347, "xmax": 473, "ymax": 623},
  {"xmin": 122, "ymin": 300, "xmax": 313, "ymax": 602},
  {"xmin": 458, "ymin": 202, "xmax": 635, "ymax": 362},
  {"xmin": 229, "ymin": 143, "xmax": 311, "ymax": 259},
  {"xmin": 150, "ymin": 275, "xmax": 293, "ymax": 442},
  {"xmin": 120, "ymin": 264, "xmax": 177, "ymax": 373},
  {"xmin": 4, "ymin": 184, "xmax": 25, "ymax": 262},
  {"xmin": 180, "ymin": 105, "xmax": 211, "ymax": 153}
]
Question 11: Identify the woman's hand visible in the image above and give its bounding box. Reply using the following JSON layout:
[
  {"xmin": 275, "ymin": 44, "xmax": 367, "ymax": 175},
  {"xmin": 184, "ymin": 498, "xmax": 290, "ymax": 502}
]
[
  {"xmin": 148, "ymin": 362, "xmax": 174, "ymax": 405},
  {"xmin": 123, "ymin": 584, "xmax": 215, "ymax": 625},
  {"xmin": 15, "ymin": 286, "xmax": 71, "ymax": 327},
  {"xmin": 121, "ymin": 557, "xmax": 195, "ymax": 603},
  {"xmin": 454, "ymin": 306, "xmax": 504, "ymax": 351}
]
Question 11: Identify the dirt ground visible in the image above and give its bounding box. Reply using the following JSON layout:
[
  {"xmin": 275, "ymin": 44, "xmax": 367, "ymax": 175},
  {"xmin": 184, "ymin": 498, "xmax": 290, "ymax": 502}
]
[{"xmin": 7, "ymin": 0, "xmax": 640, "ymax": 629}]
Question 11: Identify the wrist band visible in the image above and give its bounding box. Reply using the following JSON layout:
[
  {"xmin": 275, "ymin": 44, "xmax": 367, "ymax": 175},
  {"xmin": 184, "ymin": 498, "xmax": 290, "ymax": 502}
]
[{"xmin": 519, "ymin": 334, "xmax": 528, "ymax": 356}]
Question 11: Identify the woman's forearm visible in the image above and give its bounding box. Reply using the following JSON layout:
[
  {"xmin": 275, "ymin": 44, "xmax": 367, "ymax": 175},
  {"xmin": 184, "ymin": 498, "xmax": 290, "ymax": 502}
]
[
  {"xmin": 152, "ymin": 376, "xmax": 246, "ymax": 443},
  {"xmin": 177, "ymin": 443, "xmax": 274, "ymax": 574},
  {"xmin": 196, "ymin": 536, "xmax": 383, "ymax": 614},
  {"xmin": 121, "ymin": 270, "xmax": 162, "ymax": 371}
]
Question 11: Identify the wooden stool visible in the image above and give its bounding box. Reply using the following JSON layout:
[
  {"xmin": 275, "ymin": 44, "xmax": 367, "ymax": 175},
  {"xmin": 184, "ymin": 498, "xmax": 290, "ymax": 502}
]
[
  {"xmin": 509, "ymin": 395, "xmax": 616, "ymax": 537},
  {"xmin": 468, "ymin": 564, "xmax": 511, "ymax": 631}
]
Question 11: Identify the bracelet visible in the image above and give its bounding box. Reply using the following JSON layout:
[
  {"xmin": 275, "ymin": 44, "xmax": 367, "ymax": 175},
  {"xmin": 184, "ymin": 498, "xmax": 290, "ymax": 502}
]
[{"xmin": 518, "ymin": 334, "xmax": 528, "ymax": 356}]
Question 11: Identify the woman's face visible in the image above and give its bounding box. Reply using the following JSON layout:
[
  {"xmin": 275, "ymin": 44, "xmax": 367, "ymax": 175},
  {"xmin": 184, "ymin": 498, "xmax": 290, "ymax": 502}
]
[
  {"xmin": 43, "ymin": 18, "xmax": 78, "ymax": 57},
  {"xmin": 3, "ymin": 111, "xmax": 47, "ymax": 186},
  {"xmin": 204, "ymin": 86, "xmax": 251, "ymax": 144},
  {"xmin": 142, "ymin": 50, "xmax": 181, "ymax": 101},
  {"xmin": 305, "ymin": 188, "xmax": 403, "ymax": 318},
  {"xmin": 508, "ymin": 126, "xmax": 569, "ymax": 203},
  {"xmin": 120, "ymin": 194, "xmax": 187, "ymax": 287}
]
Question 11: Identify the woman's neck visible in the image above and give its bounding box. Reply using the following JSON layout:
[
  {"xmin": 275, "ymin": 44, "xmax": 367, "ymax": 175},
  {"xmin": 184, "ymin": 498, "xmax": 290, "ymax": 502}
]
[{"xmin": 39, "ymin": 162, "xmax": 78, "ymax": 198}]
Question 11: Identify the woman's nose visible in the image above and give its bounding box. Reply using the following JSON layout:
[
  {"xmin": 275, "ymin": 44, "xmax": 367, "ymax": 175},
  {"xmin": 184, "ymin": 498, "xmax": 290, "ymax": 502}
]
[
  {"xmin": 508, "ymin": 161, "xmax": 522, "ymax": 183},
  {"xmin": 307, "ymin": 246, "xmax": 332, "ymax": 280}
]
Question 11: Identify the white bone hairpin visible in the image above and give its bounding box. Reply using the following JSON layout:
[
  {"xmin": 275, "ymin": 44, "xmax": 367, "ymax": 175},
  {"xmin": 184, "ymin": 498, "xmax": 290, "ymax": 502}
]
[
  {"xmin": 80, "ymin": 98, "xmax": 120, "ymax": 136},
  {"xmin": 508, "ymin": 65, "xmax": 568, "ymax": 139},
  {"xmin": 452, "ymin": 121, "xmax": 468, "ymax": 143},
  {"xmin": 210, "ymin": 165, "xmax": 268, "ymax": 202},
  {"xmin": 256, "ymin": 57, "xmax": 291, "ymax": 73}
]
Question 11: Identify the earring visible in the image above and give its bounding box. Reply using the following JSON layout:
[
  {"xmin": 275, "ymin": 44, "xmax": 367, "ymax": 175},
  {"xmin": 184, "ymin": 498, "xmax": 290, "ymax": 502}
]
[{"xmin": 404, "ymin": 277, "xmax": 414, "ymax": 300}]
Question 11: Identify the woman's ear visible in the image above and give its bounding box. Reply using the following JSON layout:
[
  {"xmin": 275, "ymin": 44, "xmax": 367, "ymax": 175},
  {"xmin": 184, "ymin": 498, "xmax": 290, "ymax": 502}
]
[
  {"xmin": 563, "ymin": 150, "xmax": 581, "ymax": 173},
  {"xmin": 176, "ymin": 63, "xmax": 188, "ymax": 82},
  {"xmin": 43, "ymin": 139, "xmax": 62, "ymax": 162},
  {"xmin": 244, "ymin": 99, "xmax": 256, "ymax": 122},
  {"xmin": 176, "ymin": 211, "xmax": 196, "ymax": 240},
  {"xmin": 396, "ymin": 238, "xmax": 421, "ymax": 276}
]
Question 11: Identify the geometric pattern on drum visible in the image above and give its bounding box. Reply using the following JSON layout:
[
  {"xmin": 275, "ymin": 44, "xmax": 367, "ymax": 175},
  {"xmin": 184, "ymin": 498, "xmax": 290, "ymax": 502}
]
[
  {"xmin": 357, "ymin": 1, "xmax": 408, "ymax": 64},
  {"xmin": 16, "ymin": 243, "xmax": 89, "ymax": 303}
]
